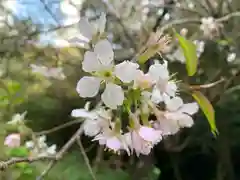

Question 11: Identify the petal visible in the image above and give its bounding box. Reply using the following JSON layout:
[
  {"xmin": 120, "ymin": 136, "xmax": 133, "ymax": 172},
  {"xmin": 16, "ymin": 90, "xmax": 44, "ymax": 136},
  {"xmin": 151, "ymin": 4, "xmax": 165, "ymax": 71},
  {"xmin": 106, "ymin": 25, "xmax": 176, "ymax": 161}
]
[
  {"xmin": 101, "ymin": 83, "xmax": 124, "ymax": 109},
  {"xmin": 148, "ymin": 63, "xmax": 169, "ymax": 81},
  {"xmin": 76, "ymin": 76, "xmax": 101, "ymax": 97},
  {"xmin": 138, "ymin": 126, "xmax": 162, "ymax": 143},
  {"xmin": 92, "ymin": 134, "xmax": 106, "ymax": 144},
  {"xmin": 166, "ymin": 96, "xmax": 183, "ymax": 112},
  {"xmin": 106, "ymin": 137, "xmax": 122, "ymax": 151},
  {"xmin": 179, "ymin": 102, "xmax": 199, "ymax": 115},
  {"xmin": 151, "ymin": 86, "xmax": 163, "ymax": 104},
  {"xmin": 177, "ymin": 114, "xmax": 194, "ymax": 128},
  {"xmin": 165, "ymin": 81, "xmax": 177, "ymax": 97},
  {"xmin": 159, "ymin": 116, "xmax": 180, "ymax": 135},
  {"xmin": 79, "ymin": 18, "xmax": 94, "ymax": 42},
  {"xmin": 83, "ymin": 120, "xmax": 101, "ymax": 136},
  {"xmin": 97, "ymin": 13, "xmax": 106, "ymax": 34},
  {"xmin": 114, "ymin": 61, "xmax": 139, "ymax": 83},
  {"xmin": 82, "ymin": 51, "xmax": 102, "ymax": 72},
  {"xmin": 123, "ymin": 132, "xmax": 131, "ymax": 145},
  {"xmin": 71, "ymin": 109, "xmax": 98, "ymax": 119},
  {"xmin": 94, "ymin": 40, "xmax": 114, "ymax": 66}
]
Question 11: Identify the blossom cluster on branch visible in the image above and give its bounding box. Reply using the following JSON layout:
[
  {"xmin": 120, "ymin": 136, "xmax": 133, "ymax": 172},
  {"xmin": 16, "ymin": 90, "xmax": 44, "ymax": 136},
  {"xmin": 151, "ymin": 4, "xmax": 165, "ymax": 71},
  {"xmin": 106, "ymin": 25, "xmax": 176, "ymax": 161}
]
[{"xmin": 70, "ymin": 14, "xmax": 199, "ymax": 156}]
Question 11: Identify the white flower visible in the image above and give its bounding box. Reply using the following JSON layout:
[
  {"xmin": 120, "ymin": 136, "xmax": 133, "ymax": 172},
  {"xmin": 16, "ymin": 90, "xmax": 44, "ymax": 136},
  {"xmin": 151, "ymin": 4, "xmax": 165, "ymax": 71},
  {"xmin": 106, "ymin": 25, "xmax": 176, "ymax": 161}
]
[
  {"xmin": 200, "ymin": 17, "xmax": 221, "ymax": 38},
  {"xmin": 25, "ymin": 141, "xmax": 34, "ymax": 149},
  {"xmin": 25, "ymin": 135, "xmax": 57, "ymax": 157},
  {"xmin": 46, "ymin": 144, "xmax": 57, "ymax": 155},
  {"xmin": 77, "ymin": 39, "xmax": 131, "ymax": 109},
  {"xmin": 148, "ymin": 61, "xmax": 177, "ymax": 104},
  {"xmin": 71, "ymin": 106, "xmax": 111, "ymax": 137},
  {"xmin": 7, "ymin": 111, "xmax": 27, "ymax": 125},
  {"xmin": 227, "ymin": 52, "xmax": 236, "ymax": 62},
  {"xmin": 154, "ymin": 97, "xmax": 199, "ymax": 135}
]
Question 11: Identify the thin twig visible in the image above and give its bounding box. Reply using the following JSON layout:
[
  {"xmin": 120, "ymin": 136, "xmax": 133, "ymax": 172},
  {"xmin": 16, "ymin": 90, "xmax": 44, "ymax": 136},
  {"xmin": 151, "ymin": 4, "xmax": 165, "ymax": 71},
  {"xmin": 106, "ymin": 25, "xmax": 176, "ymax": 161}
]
[
  {"xmin": 158, "ymin": 11, "xmax": 240, "ymax": 32},
  {"xmin": 160, "ymin": 18, "xmax": 201, "ymax": 32},
  {"xmin": 34, "ymin": 119, "xmax": 83, "ymax": 136},
  {"xmin": 76, "ymin": 136, "xmax": 97, "ymax": 180},
  {"xmin": 217, "ymin": 11, "xmax": 240, "ymax": 22},
  {"xmin": 189, "ymin": 78, "xmax": 225, "ymax": 90}
]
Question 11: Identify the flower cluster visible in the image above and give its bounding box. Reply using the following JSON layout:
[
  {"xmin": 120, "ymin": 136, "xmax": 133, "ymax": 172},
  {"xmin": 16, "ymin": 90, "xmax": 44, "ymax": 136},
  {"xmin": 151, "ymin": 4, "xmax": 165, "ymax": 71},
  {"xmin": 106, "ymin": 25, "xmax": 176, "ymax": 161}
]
[
  {"xmin": 25, "ymin": 135, "xmax": 57, "ymax": 157},
  {"xmin": 72, "ymin": 14, "xmax": 199, "ymax": 156},
  {"xmin": 200, "ymin": 17, "xmax": 222, "ymax": 39}
]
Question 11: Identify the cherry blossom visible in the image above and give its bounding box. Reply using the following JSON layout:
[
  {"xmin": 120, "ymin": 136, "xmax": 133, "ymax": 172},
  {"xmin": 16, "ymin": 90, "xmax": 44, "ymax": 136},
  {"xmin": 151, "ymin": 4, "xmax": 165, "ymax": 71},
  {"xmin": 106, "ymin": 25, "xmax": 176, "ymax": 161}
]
[
  {"xmin": 76, "ymin": 39, "xmax": 139, "ymax": 109},
  {"xmin": 4, "ymin": 133, "xmax": 21, "ymax": 148},
  {"xmin": 200, "ymin": 17, "xmax": 222, "ymax": 38},
  {"xmin": 93, "ymin": 124, "xmax": 130, "ymax": 154},
  {"xmin": 71, "ymin": 107, "xmax": 112, "ymax": 137},
  {"xmin": 7, "ymin": 111, "xmax": 27, "ymax": 125},
  {"xmin": 153, "ymin": 97, "xmax": 199, "ymax": 135},
  {"xmin": 148, "ymin": 61, "xmax": 178, "ymax": 104},
  {"xmin": 25, "ymin": 135, "xmax": 57, "ymax": 157},
  {"xmin": 124, "ymin": 112, "xmax": 162, "ymax": 156}
]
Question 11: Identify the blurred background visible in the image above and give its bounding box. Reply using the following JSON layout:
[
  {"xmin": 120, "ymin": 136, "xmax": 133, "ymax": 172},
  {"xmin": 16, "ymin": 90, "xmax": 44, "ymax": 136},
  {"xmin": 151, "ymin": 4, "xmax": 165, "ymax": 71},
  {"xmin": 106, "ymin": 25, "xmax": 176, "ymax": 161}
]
[{"xmin": 0, "ymin": 0, "xmax": 240, "ymax": 179}]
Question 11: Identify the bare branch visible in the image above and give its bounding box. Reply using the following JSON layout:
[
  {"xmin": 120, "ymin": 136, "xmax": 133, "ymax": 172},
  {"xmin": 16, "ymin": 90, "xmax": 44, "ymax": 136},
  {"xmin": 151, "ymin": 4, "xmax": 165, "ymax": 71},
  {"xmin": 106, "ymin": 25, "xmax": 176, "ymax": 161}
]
[
  {"xmin": 34, "ymin": 119, "xmax": 83, "ymax": 136},
  {"xmin": 0, "ymin": 156, "xmax": 56, "ymax": 171}
]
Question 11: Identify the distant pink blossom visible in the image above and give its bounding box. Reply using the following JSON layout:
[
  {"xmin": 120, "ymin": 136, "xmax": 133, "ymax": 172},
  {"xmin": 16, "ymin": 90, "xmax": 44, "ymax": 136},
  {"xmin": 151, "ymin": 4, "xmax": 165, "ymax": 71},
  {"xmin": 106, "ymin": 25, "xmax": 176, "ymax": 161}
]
[{"xmin": 4, "ymin": 133, "xmax": 21, "ymax": 148}]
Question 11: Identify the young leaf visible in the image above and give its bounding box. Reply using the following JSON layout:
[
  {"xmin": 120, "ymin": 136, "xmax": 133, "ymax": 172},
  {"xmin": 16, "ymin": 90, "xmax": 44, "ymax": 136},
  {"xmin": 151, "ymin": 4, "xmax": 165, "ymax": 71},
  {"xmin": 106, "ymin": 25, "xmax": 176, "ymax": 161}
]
[
  {"xmin": 7, "ymin": 147, "xmax": 29, "ymax": 157},
  {"xmin": 192, "ymin": 91, "xmax": 218, "ymax": 136},
  {"xmin": 175, "ymin": 33, "xmax": 198, "ymax": 76}
]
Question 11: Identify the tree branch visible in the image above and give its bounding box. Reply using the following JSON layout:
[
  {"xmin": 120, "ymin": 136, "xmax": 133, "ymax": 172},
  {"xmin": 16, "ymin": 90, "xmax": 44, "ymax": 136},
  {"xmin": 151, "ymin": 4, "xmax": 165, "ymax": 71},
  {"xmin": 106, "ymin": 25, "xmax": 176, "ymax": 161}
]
[{"xmin": 0, "ymin": 156, "xmax": 56, "ymax": 171}]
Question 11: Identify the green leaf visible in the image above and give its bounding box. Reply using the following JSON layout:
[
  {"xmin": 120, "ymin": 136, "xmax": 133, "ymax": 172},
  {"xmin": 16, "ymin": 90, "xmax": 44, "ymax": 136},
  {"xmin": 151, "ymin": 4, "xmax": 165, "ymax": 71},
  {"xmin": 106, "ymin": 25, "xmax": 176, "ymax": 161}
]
[
  {"xmin": 192, "ymin": 91, "xmax": 218, "ymax": 136},
  {"xmin": 7, "ymin": 147, "xmax": 29, "ymax": 157},
  {"xmin": 137, "ymin": 45, "xmax": 159, "ymax": 64},
  {"xmin": 6, "ymin": 80, "xmax": 21, "ymax": 95},
  {"xmin": 175, "ymin": 33, "xmax": 198, "ymax": 76}
]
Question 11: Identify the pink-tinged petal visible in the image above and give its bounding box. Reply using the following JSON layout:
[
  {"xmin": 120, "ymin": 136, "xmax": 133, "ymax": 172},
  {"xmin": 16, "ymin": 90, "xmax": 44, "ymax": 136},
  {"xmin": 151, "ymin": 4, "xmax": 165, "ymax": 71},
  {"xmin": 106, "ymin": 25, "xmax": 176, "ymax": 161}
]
[
  {"xmin": 76, "ymin": 76, "xmax": 101, "ymax": 97},
  {"xmin": 4, "ymin": 134, "xmax": 21, "ymax": 148},
  {"xmin": 157, "ymin": 115, "xmax": 180, "ymax": 135},
  {"xmin": 178, "ymin": 102, "xmax": 199, "ymax": 115},
  {"xmin": 138, "ymin": 126, "xmax": 162, "ymax": 143},
  {"xmin": 106, "ymin": 137, "xmax": 122, "ymax": 152}
]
